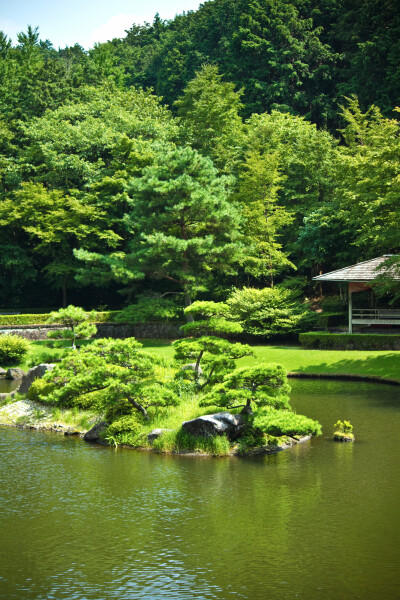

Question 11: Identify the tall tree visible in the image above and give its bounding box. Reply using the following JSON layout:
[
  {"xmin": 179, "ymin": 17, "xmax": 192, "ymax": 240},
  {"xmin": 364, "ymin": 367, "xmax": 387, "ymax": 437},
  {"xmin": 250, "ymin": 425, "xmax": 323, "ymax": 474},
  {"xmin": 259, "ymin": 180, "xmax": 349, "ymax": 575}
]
[
  {"xmin": 0, "ymin": 183, "xmax": 120, "ymax": 306},
  {"xmin": 174, "ymin": 64, "xmax": 244, "ymax": 173},
  {"xmin": 76, "ymin": 145, "xmax": 245, "ymax": 312},
  {"xmin": 235, "ymin": 149, "xmax": 294, "ymax": 284},
  {"xmin": 336, "ymin": 97, "xmax": 400, "ymax": 257}
]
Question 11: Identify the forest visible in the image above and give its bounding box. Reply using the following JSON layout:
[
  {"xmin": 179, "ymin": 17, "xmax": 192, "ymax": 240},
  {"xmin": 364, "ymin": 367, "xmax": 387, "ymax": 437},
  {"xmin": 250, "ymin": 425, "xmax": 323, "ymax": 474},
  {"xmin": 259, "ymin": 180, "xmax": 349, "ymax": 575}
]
[{"xmin": 0, "ymin": 0, "xmax": 399, "ymax": 313}]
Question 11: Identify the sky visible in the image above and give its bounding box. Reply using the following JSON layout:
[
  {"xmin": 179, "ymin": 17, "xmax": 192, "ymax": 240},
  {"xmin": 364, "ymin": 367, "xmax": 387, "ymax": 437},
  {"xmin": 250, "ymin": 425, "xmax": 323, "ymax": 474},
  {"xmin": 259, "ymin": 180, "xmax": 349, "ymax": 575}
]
[{"xmin": 0, "ymin": 0, "xmax": 204, "ymax": 49}]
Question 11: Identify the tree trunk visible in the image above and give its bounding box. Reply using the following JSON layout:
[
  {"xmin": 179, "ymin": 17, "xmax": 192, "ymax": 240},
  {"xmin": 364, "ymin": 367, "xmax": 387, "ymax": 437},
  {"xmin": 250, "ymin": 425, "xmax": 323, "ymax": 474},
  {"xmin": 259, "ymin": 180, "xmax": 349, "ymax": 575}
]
[
  {"xmin": 240, "ymin": 399, "xmax": 253, "ymax": 416},
  {"xmin": 126, "ymin": 396, "xmax": 149, "ymax": 420},
  {"xmin": 62, "ymin": 277, "xmax": 67, "ymax": 308},
  {"xmin": 184, "ymin": 291, "xmax": 194, "ymax": 322}
]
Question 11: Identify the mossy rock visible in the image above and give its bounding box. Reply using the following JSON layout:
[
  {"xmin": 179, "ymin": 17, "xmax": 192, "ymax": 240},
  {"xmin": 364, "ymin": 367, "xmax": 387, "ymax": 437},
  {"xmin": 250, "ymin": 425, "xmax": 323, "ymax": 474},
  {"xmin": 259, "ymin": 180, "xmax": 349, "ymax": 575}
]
[{"xmin": 333, "ymin": 431, "xmax": 355, "ymax": 442}]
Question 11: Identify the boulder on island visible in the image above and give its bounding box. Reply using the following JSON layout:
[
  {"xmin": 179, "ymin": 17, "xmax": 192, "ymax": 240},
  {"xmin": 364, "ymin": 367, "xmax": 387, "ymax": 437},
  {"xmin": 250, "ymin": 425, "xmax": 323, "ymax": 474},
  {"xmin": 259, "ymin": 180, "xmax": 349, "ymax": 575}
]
[
  {"xmin": 5, "ymin": 367, "xmax": 26, "ymax": 380},
  {"xmin": 18, "ymin": 363, "xmax": 55, "ymax": 395},
  {"xmin": 83, "ymin": 421, "xmax": 109, "ymax": 443},
  {"xmin": 182, "ymin": 412, "xmax": 244, "ymax": 440}
]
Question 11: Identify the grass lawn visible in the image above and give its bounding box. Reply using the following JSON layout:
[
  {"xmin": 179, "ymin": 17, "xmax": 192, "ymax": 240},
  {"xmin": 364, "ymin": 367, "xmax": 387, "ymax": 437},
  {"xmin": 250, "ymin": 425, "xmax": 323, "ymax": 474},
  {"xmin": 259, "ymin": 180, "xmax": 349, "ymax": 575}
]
[
  {"xmin": 141, "ymin": 341, "xmax": 400, "ymax": 383},
  {"xmin": 19, "ymin": 339, "xmax": 400, "ymax": 383}
]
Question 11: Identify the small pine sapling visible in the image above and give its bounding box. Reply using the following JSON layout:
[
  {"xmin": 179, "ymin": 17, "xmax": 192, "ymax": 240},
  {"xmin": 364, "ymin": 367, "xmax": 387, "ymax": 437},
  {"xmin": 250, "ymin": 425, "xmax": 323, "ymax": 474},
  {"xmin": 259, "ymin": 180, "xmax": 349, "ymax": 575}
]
[
  {"xmin": 46, "ymin": 305, "xmax": 97, "ymax": 349},
  {"xmin": 174, "ymin": 301, "xmax": 253, "ymax": 388}
]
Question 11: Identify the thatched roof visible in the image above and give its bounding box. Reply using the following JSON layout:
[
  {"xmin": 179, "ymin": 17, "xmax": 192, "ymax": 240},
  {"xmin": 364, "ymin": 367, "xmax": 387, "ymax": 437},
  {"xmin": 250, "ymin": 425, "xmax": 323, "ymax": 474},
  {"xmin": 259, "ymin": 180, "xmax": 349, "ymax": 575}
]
[{"xmin": 313, "ymin": 255, "xmax": 400, "ymax": 282}]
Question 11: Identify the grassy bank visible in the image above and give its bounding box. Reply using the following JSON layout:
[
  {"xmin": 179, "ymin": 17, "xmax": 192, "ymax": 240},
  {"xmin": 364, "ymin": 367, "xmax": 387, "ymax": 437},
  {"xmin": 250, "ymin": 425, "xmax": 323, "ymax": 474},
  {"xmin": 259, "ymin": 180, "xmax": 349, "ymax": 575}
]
[{"xmin": 140, "ymin": 341, "xmax": 400, "ymax": 383}]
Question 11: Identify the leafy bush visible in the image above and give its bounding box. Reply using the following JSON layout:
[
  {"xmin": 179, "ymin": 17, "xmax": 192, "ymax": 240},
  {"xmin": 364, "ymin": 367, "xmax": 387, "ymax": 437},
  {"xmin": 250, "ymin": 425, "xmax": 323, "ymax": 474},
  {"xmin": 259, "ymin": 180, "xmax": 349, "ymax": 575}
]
[
  {"xmin": 0, "ymin": 334, "xmax": 30, "ymax": 365},
  {"xmin": 321, "ymin": 296, "xmax": 347, "ymax": 313},
  {"xmin": 27, "ymin": 378, "xmax": 57, "ymax": 402},
  {"xmin": 253, "ymin": 408, "xmax": 322, "ymax": 437},
  {"xmin": 333, "ymin": 419, "xmax": 354, "ymax": 441},
  {"xmin": 299, "ymin": 332, "xmax": 400, "ymax": 350},
  {"xmin": 227, "ymin": 286, "xmax": 316, "ymax": 338},
  {"xmin": 107, "ymin": 414, "xmax": 144, "ymax": 436}
]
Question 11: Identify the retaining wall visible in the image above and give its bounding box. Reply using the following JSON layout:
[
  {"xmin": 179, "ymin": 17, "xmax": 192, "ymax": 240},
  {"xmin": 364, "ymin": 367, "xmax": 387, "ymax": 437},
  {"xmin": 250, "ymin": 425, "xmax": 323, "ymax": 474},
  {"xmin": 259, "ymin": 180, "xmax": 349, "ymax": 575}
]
[{"xmin": 0, "ymin": 322, "xmax": 184, "ymax": 341}]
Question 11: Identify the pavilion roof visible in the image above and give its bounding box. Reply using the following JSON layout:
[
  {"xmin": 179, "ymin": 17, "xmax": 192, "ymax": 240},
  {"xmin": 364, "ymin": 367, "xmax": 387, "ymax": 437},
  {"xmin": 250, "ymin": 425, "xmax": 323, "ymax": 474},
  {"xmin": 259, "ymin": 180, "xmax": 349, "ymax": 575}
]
[{"xmin": 313, "ymin": 255, "xmax": 400, "ymax": 282}]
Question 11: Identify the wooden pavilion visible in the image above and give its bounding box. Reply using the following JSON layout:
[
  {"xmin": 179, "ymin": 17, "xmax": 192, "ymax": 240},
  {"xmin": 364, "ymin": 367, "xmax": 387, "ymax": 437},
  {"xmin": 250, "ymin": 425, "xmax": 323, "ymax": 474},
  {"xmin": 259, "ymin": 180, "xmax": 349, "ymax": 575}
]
[{"xmin": 313, "ymin": 255, "xmax": 400, "ymax": 333}]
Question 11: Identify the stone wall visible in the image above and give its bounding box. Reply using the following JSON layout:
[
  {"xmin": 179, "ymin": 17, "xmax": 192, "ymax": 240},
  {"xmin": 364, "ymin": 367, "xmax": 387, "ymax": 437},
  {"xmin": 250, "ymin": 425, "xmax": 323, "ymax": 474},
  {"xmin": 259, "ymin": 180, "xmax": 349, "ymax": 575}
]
[{"xmin": 0, "ymin": 322, "xmax": 184, "ymax": 341}]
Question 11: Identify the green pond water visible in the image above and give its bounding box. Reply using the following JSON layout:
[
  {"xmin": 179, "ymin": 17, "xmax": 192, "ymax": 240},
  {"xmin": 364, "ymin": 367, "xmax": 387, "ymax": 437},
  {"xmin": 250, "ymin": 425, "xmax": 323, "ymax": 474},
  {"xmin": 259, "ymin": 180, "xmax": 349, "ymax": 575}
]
[
  {"xmin": 0, "ymin": 378, "xmax": 20, "ymax": 393},
  {"xmin": 0, "ymin": 379, "xmax": 399, "ymax": 600}
]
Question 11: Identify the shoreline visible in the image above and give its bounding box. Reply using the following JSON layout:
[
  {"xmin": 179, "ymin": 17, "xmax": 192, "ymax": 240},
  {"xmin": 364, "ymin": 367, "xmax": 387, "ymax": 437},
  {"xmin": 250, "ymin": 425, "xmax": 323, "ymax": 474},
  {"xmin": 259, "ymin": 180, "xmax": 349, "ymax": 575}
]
[
  {"xmin": 1, "ymin": 369, "xmax": 397, "ymax": 455},
  {"xmin": 0, "ymin": 397, "xmax": 312, "ymax": 457},
  {"xmin": 287, "ymin": 371, "xmax": 400, "ymax": 386}
]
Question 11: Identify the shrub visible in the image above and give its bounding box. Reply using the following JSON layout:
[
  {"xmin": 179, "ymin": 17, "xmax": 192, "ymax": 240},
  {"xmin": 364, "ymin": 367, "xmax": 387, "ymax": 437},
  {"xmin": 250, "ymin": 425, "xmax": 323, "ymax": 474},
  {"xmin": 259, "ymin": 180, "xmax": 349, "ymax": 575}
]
[
  {"xmin": 27, "ymin": 378, "xmax": 57, "ymax": 402},
  {"xmin": 333, "ymin": 419, "xmax": 355, "ymax": 441},
  {"xmin": 299, "ymin": 332, "xmax": 400, "ymax": 350},
  {"xmin": 0, "ymin": 334, "xmax": 30, "ymax": 365},
  {"xmin": 108, "ymin": 414, "xmax": 144, "ymax": 434},
  {"xmin": 39, "ymin": 338, "xmax": 180, "ymax": 419},
  {"xmin": 253, "ymin": 408, "xmax": 322, "ymax": 437},
  {"xmin": 227, "ymin": 286, "xmax": 316, "ymax": 338}
]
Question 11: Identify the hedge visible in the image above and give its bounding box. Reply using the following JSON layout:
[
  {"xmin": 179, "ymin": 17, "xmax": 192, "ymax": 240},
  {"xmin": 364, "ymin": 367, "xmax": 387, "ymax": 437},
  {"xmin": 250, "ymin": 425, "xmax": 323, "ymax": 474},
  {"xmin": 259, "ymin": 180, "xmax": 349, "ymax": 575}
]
[
  {"xmin": 0, "ymin": 311, "xmax": 120, "ymax": 327},
  {"xmin": 299, "ymin": 332, "xmax": 400, "ymax": 350}
]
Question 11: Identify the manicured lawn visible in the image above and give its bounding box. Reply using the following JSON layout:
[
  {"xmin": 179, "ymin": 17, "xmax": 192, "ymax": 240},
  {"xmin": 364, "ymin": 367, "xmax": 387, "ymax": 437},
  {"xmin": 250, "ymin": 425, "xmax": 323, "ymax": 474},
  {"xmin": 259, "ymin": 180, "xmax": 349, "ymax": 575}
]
[
  {"xmin": 142, "ymin": 341, "xmax": 400, "ymax": 383},
  {"xmin": 240, "ymin": 345, "xmax": 400, "ymax": 381}
]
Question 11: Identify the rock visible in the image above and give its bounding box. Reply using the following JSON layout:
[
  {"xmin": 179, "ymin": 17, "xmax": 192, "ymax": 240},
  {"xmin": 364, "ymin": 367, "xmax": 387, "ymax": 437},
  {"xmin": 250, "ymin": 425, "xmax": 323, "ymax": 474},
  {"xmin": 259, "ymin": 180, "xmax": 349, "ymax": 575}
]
[
  {"xmin": 83, "ymin": 421, "xmax": 109, "ymax": 443},
  {"xmin": 5, "ymin": 367, "xmax": 26, "ymax": 380},
  {"xmin": 18, "ymin": 363, "xmax": 56, "ymax": 395},
  {"xmin": 182, "ymin": 412, "xmax": 245, "ymax": 441},
  {"xmin": 181, "ymin": 363, "xmax": 203, "ymax": 376},
  {"xmin": 147, "ymin": 428, "xmax": 172, "ymax": 443},
  {"xmin": 0, "ymin": 367, "xmax": 6, "ymax": 376}
]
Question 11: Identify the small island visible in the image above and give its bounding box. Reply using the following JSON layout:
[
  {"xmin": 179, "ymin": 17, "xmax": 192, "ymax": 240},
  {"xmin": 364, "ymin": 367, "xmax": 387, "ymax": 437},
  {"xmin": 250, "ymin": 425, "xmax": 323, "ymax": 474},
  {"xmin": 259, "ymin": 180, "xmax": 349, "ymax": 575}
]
[{"xmin": 0, "ymin": 303, "xmax": 322, "ymax": 456}]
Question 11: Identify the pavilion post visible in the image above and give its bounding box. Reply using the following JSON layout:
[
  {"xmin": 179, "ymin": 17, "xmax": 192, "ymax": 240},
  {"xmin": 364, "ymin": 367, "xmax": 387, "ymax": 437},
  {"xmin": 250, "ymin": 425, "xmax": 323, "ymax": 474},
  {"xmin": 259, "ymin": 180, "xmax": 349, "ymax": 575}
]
[{"xmin": 348, "ymin": 284, "xmax": 353, "ymax": 334}]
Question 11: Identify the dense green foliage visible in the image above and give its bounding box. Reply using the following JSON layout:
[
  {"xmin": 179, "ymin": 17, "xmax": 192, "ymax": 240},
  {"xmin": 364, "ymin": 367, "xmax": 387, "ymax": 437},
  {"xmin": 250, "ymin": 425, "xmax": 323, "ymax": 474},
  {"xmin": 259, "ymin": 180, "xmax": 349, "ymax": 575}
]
[
  {"xmin": 227, "ymin": 286, "xmax": 316, "ymax": 337},
  {"xmin": 253, "ymin": 408, "xmax": 322, "ymax": 437},
  {"xmin": 174, "ymin": 301, "xmax": 253, "ymax": 387},
  {"xmin": 34, "ymin": 338, "xmax": 179, "ymax": 420},
  {"xmin": 333, "ymin": 419, "xmax": 354, "ymax": 441},
  {"xmin": 0, "ymin": 334, "xmax": 30, "ymax": 365},
  {"xmin": 0, "ymin": 1, "xmax": 399, "ymax": 313},
  {"xmin": 200, "ymin": 364, "xmax": 291, "ymax": 412}
]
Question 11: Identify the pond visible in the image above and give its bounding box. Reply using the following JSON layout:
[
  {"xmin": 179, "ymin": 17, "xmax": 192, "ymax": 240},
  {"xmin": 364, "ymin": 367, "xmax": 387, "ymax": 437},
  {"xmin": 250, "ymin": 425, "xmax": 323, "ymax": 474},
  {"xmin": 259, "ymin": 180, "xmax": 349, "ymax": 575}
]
[
  {"xmin": 0, "ymin": 379, "xmax": 399, "ymax": 600},
  {"xmin": 0, "ymin": 377, "xmax": 20, "ymax": 394}
]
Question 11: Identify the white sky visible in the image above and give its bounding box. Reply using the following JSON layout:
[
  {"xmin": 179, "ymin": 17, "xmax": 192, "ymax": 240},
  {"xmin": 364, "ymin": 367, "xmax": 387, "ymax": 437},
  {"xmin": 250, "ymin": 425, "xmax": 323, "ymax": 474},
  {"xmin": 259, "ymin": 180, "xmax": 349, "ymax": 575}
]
[{"xmin": 0, "ymin": 0, "xmax": 204, "ymax": 49}]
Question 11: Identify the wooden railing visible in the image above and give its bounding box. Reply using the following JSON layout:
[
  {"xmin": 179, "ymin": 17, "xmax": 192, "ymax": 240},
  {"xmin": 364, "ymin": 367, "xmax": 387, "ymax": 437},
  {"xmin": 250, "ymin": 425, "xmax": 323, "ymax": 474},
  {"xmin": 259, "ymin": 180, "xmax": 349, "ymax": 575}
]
[{"xmin": 352, "ymin": 309, "xmax": 400, "ymax": 322}]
